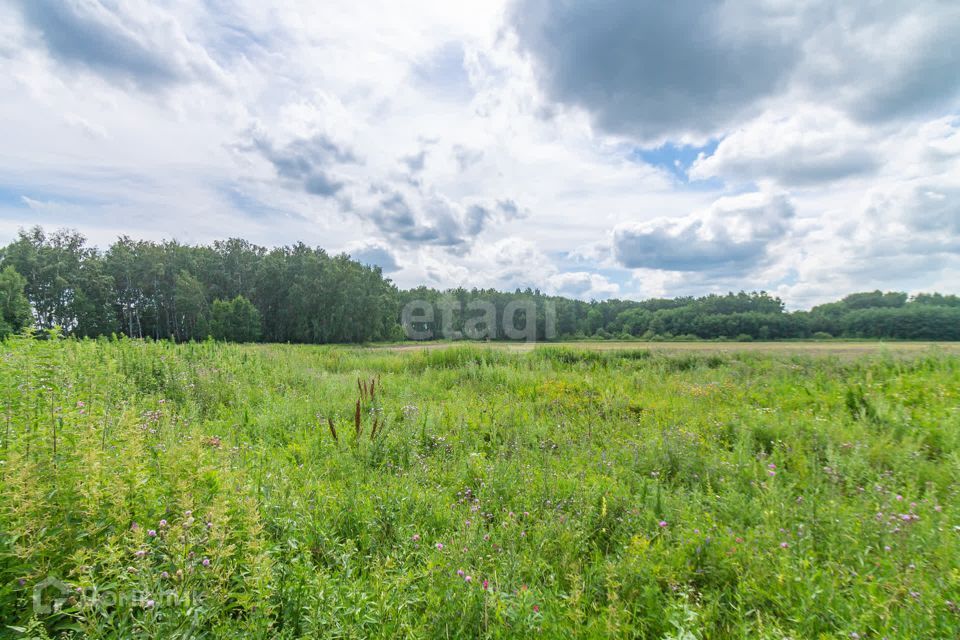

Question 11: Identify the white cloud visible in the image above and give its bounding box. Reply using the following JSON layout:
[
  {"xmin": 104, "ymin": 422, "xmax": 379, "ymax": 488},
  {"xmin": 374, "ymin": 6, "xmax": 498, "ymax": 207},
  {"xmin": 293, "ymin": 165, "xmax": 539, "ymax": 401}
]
[
  {"xmin": 0, "ymin": 0, "xmax": 958, "ymax": 306},
  {"xmin": 690, "ymin": 107, "xmax": 879, "ymax": 186},
  {"xmin": 612, "ymin": 192, "xmax": 795, "ymax": 274}
]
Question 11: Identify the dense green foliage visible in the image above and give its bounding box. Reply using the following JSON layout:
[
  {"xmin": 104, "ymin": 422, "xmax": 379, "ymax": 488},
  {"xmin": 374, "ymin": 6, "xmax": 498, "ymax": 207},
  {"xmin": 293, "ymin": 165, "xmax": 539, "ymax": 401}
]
[
  {"xmin": 2, "ymin": 227, "xmax": 959, "ymax": 344},
  {"xmin": 1, "ymin": 338, "xmax": 958, "ymax": 638},
  {"xmin": 0, "ymin": 266, "xmax": 32, "ymax": 338}
]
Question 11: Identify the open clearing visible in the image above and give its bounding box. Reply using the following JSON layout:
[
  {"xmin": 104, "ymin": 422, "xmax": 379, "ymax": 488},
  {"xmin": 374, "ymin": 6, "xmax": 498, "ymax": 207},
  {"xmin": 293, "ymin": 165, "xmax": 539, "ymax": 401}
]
[
  {"xmin": 377, "ymin": 340, "xmax": 960, "ymax": 358},
  {"xmin": 2, "ymin": 338, "xmax": 959, "ymax": 638}
]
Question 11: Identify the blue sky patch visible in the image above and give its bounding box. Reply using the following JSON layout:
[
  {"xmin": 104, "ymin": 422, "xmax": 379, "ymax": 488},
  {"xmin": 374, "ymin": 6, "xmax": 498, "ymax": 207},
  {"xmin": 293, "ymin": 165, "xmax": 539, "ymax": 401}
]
[{"xmin": 633, "ymin": 140, "xmax": 720, "ymax": 186}]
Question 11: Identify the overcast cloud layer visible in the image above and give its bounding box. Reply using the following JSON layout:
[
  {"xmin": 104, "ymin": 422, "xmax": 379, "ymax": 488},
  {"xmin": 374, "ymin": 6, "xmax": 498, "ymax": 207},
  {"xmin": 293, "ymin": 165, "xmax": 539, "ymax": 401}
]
[{"xmin": 1, "ymin": 0, "xmax": 958, "ymax": 307}]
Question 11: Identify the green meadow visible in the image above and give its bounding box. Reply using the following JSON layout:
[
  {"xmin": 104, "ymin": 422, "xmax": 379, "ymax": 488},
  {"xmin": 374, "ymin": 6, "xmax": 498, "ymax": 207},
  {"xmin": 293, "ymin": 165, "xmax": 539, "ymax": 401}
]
[{"xmin": 1, "ymin": 337, "xmax": 958, "ymax": 638}]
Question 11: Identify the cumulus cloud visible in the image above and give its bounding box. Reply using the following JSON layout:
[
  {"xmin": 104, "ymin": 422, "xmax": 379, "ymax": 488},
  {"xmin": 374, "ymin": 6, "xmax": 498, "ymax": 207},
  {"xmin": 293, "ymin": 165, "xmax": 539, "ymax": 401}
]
[
  {"xmin": 511, "ymin": 0, "xmax": 801, "ymax": 142},
  {"xmin": 2, "ymin": 0, "xmax": 959, "ymax": 307},
  {"xmin": 13, "ymin": 0, "xmax": 223, "ymax": 89},
  {"xmin": 248, "ymin": 132, "xmax": 358, "ymax": 198},
  {"xmin": 511, "ymin": 0, "xmax": 960, "ymax": 142},
  {"xmin": 690, "ymin": 108, "xmax": 880, "ymax": 186},
  {"xmin": 545, "ymin": 271, "xmax": 619, "ymax": 299},
  {"xmin": 344, "ymin": 240, "xmax": 401, "ymax": 272},
  {"xmin": 612, "ymin": 192, "xmax": 795, "ymax": 274}
]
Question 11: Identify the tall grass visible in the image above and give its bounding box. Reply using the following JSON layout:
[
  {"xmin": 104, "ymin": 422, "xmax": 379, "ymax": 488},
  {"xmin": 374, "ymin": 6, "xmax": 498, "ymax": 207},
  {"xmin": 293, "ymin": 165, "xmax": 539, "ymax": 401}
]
[{"xmin": 0, "ymin": 337, "xmax": 958, "ymax": 638}]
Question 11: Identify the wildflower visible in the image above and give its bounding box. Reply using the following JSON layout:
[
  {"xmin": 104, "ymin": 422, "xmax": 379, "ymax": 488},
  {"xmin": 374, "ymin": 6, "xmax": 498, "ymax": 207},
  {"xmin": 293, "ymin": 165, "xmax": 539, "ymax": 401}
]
[
  {"xmin": 148, "ymin": 529, "xmax": 157, "ymax": 537},
  {"xmin": 161, "ymin": 571, "xmax": 170, "ymax": 579},
  {"xmin": 658, "ymin": 520, "xmax": 668, "ymax": 528},
  {"xmin": 895, "ymin": 495, "xmax": 903, "ymax": 501},
  {"xmin": 465, "ymin": 575, "xmax": 472, "ymax": 583},
  {"xmin": 465, "ymin": 520, "xmax": 471, "ymax": 526},
  {"xmin": 131, "ymin": 522, "xmax": 139, "ymax": 531},
  {"xmin": 185, "ymin": 510, "xmax": 192, "ymax": 517},
  {"xmin": 533, "ymin": 604, "xmax": 540, "ymax": 613},
  {"xmin": 436, "ymin": 543, "xmax": 444, "ymax": 550},
  {"xmin": 76, "ymin": 401, "xmax": 85, "ymax": 408},
  {"xmin": 17, "ymin": 578, "xmax": 25, "ymax": 587},
  {"xmin": 520, "ymin": 531, "xmax": 526, "ymax": 537},
  {"xmin": 135, "ymin": 550, "xmax": 147, "ymax": 558},
  {"xmin": 780, "ymin": 542, "xmax": 789, "ymax": 549},
  {"xmin": 483, "ymin": 534, "xmax": 490, "ymax": 541},
  {"xmin": 159, "ymin": 519, "xmax": 168, "ymax": 528},
  {"xmin": 934, "ymin": 505, "xmax": 943, "ymax": 512},
  {"xmin": 768, "ymin": 463, "xmax": 776, "ymax": 470},
  {"xmin": 457, "ymin": 569, "xmax": 464, "ymax": 577},
  {"xmin": 145, "ymin": 599, "xmax": 155, "ymax": 609},
  {"xmin": 482, "ymin": 580, "xmax": 489, "ymax": 590},
  {"xmin": 412, "ymin": 534, "xmax": 420, "ymax": 542},
  {"xmin": 202, "ymin": 558, "xmax": 210, "ymax": 567},
  {"xmin": 884, "ymin": 545, "xmax": 891, "ymax": 552}
]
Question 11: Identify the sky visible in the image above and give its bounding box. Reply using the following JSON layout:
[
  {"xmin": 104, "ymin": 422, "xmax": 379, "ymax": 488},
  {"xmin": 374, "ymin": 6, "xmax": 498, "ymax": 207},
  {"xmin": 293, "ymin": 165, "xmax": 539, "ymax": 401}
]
[{"xmin": 1, "ymin": 0, "xmax": 958, "ymax": 309}]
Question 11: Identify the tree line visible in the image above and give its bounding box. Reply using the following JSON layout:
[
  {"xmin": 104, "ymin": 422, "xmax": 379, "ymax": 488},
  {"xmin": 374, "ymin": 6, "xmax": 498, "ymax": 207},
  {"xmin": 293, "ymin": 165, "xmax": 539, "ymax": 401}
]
[{"xmin": 1, "ymin": 227, "xmax": 958, "ymax": 342}]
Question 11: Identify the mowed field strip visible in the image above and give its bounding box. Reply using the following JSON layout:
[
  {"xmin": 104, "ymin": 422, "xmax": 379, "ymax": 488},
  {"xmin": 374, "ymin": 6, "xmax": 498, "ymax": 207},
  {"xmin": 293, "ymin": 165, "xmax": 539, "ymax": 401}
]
[{"xmin": 376, "ymin": 340, "xmax": 960, "ymax": 357}]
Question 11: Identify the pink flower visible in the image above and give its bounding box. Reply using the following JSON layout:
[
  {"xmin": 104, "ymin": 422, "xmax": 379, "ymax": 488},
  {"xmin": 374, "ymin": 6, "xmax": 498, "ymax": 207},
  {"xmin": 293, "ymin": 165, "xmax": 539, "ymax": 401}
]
[
  {"xmin": 201, "ymin": 558, "xmax": 210, "ymax": 567},
  {"xmin": 161, "ymin": 571, "xmax": 169, "ymax": 579},
  {"xmin": 436, "ymin": 543, "xmax": 444, "ymax": 550},
  {"xmin": 145, "ymin": 599, "xmax": 155, "ymax": 609},
  {"xmin": 131, "ymin": 522, "xmax": 139, "ymax": 531},
  {"xmin": 779, "ymin": 542, "xmax": 789, "ymax": 549},
  {"xmin": 148, "ymin": 529, "xmax": 157, "ymax": 537},
  {"xmin": 135, "ymin": 550, "xmax": 147, "ymax": 558},
  {"xmin": 159, "ymin": 519, "xmax": 167, "ymax": 527},
  {"xmin": 457, "ymin": 569, "xmax": 464, "ymax": 577},
  {"xmin": 482, "ymin": 580, "xmax": 489, "ymax": 590},
  {"xmin": 465, "ymin": 575, "xmax": 472, "ymax": 583},
  {"xmin": 935, "ymin": 505, "xmax": 943, "ymax": 512},
  {"xmin": 658, "ymin": 521, "xmax": 668, "ymax": 528},
  {"xmin": 412, "ymin": 534, "xmax": 420, "ymax": 542},
  {"xmin": 533, "ymin": 604, "xmax": 539, "ymax": 613}
]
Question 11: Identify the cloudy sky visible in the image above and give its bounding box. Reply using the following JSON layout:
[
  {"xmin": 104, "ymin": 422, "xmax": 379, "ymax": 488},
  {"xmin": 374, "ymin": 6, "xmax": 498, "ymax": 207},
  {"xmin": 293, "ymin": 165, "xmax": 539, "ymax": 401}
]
[{"xmin": 1, "ymin": 0, "xmax": 958, "ymax": 308}]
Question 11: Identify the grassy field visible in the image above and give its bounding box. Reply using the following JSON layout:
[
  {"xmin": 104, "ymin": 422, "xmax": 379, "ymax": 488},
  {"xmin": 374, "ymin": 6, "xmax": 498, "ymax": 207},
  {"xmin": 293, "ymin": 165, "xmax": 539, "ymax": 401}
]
[
  {"xmin": 1, "ymin": 338, "xmax": 959, "ymax": 638},
  {"xmin": 379, "ymin": 340, "xmax": 960, "ymax": 358}
]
